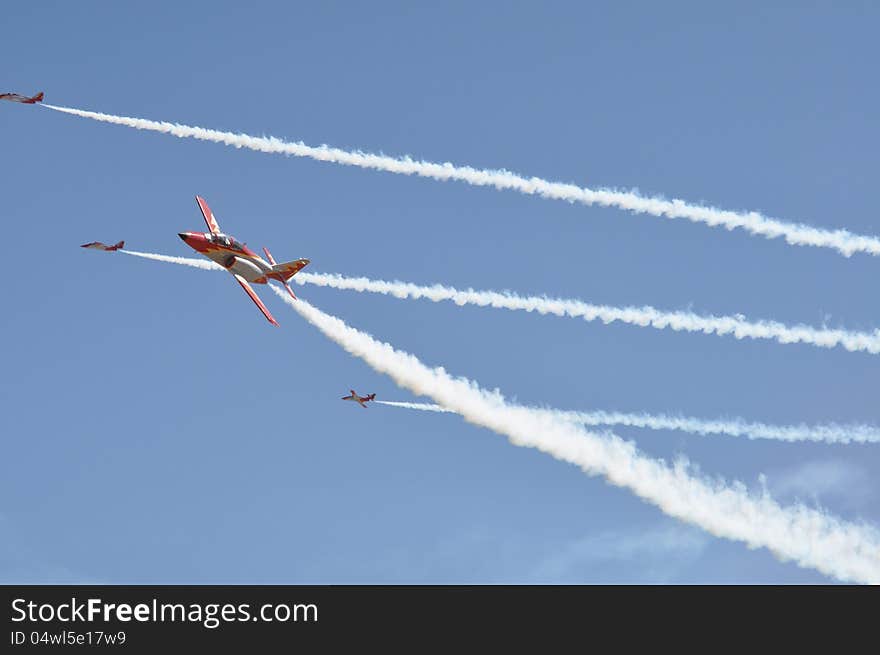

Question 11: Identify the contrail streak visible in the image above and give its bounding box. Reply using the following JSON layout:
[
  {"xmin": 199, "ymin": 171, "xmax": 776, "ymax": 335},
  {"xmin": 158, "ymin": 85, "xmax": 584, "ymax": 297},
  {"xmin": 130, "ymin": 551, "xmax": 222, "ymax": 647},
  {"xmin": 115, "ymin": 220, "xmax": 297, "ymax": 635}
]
[
  {"xmin": 551, "ymin": 409, "xmax": 880, "ymax": 444},
  {"xmin": 378, "ymin": 400, "xmax": 880, "ymax": 444},
  {"xmin": 120, "ymin": 249, "xmax": 223, "ymax": 271},
  {"xmin": 45, "ymin": 102, "xmax": 880, "ymax": 258},
  {"xmin": 122, "ymin": 247, "xmax": 880, "ymax": 444},
  {"xmin": 117, "ymin": 249, "xmax": 880, "ymax": 355},
  {"xmin": 376, "ymin": 400, "xmax": 456, "ymax": 413},
  {"xmin": 271, "ymin": 287, "xmax": 880, "ymax": 584},
  {"xmin": 293, "ymin": 271, "xmax": 880, "ymax": 355}
]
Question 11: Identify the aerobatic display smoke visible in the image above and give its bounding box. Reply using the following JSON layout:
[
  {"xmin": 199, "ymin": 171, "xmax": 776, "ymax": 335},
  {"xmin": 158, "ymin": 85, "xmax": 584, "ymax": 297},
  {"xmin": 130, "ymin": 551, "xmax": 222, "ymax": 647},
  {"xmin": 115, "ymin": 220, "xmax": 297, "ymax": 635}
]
[
  {"xmin": 376, "ymin": 400, "xmax": 880, "ymax": 444},
  {"xmin": 117, "ymin": 249, "xmax": 880, "ymax": 444},
  {"xmin": 120, "ymin": 249, "xmax": 223, "ymax": 270},
  {"xmin": 269, "ymin": 287, "xmax": 880, "ymax": 584},
  {"xmin": 375, "ymin": 400, "xmax": 456, "ymax": 413},
  {"xmin": 293, "ymin": 271, "xmax": 880, "ymax": 355},
  {"xmin": 117, "ymin": 250, "xmax": 880, "ymax": 356},
  {"xmin": 60, "ymin": 92, "xmax": 880, "ymax": 584},
  {"xmin": 45, "ymin": 103, "xmax": 880, "ymax": 258}
]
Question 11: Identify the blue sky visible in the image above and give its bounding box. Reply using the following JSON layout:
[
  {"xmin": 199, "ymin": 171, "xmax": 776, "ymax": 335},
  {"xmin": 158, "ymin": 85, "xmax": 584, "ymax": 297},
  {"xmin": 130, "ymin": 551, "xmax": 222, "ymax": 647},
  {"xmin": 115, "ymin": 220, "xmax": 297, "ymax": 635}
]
[{"xmin": 2, "ymin": 2, "xmax": 879, "ymax": 583}]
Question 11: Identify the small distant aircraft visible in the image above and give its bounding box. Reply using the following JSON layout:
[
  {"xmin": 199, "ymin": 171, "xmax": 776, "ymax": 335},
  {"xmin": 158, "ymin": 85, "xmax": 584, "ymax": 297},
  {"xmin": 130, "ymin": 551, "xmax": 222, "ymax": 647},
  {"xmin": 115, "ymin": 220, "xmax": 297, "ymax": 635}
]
[
  {"xmin": 0, "ymin": 91, "xmax": 43, "ymax": 104},
  {"xmin": 341, "ymin": 390, "xmax": 376, "ymax": 408},
  {"xmin": 179, "ymin": 195, "xmax": 309, "ymax": 326},
  {"xmin": 81, "ymin": 240, "xmax": 124, "ymax": 251}
]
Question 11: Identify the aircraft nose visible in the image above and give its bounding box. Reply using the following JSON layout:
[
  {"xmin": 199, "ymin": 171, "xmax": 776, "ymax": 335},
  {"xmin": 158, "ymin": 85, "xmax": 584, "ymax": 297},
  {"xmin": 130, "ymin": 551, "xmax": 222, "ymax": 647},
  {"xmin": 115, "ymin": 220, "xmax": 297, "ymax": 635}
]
[{"xmin": 178, "ymin": 232, "xmax": 189, "ymax": 242}]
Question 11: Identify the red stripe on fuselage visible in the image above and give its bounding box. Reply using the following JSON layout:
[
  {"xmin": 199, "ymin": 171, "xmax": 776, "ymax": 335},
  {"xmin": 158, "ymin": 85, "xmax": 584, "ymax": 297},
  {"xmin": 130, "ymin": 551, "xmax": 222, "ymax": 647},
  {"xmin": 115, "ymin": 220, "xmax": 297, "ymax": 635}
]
[{"xmin": 182, "ymin": 234, "xmax": 259, "ymax": 259}]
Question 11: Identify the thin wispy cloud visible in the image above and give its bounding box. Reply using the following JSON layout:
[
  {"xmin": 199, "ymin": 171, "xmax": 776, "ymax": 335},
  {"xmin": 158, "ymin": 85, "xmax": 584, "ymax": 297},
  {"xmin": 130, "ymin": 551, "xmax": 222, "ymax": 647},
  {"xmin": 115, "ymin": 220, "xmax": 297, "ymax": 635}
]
[
  {"xmin": 0, "ymin": 514, "xmax": 105, "ymax": 584},
  {"xmin": 766, "ymin": 459, "xmax": 874, "ymax": 510},
  {"xmin": 530, "ymin": 523, "xmax": 709, "ymax": 583}
]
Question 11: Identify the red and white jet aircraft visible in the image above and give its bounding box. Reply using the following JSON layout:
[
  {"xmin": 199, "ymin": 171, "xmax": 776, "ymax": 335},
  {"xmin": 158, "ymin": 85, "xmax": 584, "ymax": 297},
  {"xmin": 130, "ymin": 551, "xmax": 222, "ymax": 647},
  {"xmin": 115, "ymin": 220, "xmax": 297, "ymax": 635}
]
[
  {"xmin": 179, "ymin": 195, "xmax": 309, "ymax": 326},
  {"xmin": 341, "ymin": 390, "xmax": 376, "ymax": 408},
  {"xmin": 81, "ymin": 240, "xmax": 124, "ymax": 251},
  {"xmin": 0, "ymin": 91, "xmax": 43, "ymax": 104}
]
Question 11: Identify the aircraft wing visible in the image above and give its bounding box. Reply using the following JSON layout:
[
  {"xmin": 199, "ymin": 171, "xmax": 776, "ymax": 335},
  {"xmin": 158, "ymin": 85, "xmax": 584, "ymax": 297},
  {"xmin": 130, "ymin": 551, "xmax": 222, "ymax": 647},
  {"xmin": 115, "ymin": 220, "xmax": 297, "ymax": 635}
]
[
  {"xmin": 233, "ymin": 273, "xmax": 279, "ymax": 326},
  {"xmin": 195, "ymin": 195, "xmax": 222, "ymax": 235}
]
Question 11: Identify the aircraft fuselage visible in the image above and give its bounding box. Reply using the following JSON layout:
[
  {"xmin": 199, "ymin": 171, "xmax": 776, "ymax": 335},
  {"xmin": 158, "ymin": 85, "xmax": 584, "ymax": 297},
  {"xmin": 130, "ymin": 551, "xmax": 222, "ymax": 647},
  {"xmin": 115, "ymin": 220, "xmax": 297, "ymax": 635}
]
[{"xmin": 179, "ymin": 231, "xmax": 273, "ymax": 283}]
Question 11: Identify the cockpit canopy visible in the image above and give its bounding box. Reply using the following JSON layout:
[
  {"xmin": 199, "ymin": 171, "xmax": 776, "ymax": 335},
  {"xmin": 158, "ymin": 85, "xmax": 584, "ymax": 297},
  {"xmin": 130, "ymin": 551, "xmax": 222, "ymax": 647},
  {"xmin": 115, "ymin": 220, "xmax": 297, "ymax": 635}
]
[{"xmin": 209, "ymin": 233, "xmax": 246, "ymax": 251}]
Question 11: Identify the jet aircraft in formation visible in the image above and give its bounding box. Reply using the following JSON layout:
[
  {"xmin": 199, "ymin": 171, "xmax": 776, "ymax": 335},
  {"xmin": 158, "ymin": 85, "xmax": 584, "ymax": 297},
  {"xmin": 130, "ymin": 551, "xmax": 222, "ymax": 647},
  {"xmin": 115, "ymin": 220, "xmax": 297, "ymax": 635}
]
[
  {"xmin": 178, "ymin": 195, "xmax": 309, "ymax": 326},
  {"xmin": 0, "ymin": 91, "xmax": 43, "ymax": 104},
  {"xmin": 341, "ymin": 390, "xmax": 377, "ymax": 408},
  {"xmin": 81, "ymin": 196, "xmax": 309, "ymax": 326},
  {"xmin": 81, "ymin": 240, "xmax": 124, "ymax": 251}
]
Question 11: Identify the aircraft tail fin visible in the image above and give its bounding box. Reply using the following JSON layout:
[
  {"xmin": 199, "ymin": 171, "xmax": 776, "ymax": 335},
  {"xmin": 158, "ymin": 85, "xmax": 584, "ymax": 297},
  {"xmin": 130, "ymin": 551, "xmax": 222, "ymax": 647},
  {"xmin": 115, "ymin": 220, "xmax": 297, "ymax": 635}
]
[
  {"xmin": 114, "ymin": 240, "xmax": 124, "ymax": 250},
  {"xmin": 263, "ymin": 250, "xmax": 308, "ymax": 300},
  {"xmin": 270, "ymin": 258, "xmax": 310, "ymax": 282}
]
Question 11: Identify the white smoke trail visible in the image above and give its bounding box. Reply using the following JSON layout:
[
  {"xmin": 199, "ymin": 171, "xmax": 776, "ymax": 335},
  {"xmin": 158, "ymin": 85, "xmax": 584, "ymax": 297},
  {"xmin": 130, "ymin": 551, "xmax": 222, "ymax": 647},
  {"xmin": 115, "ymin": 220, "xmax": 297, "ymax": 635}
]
[
  {"xmin": 294, "ymin": 271, "xmax": 880, "ymax": 355},
  {"xmin": 123, "ymin": 243, "xmax": 880, "ymax": 443},
  {"xmin": 120, "ymin": 249, "xmax": 223, "ymax": 271},
  {"xmin": 45, "ymin": 103, "xmax": 880, "ymax": 258},
  {"xmin": 270, "ymin": 287, "xmax": 880, "ymax": 583},
  {"xmin": 376, "ymin": 400, "xmax": 456, "ymax": 413},
  {"xmin": 116, "ymin": 249, "xmax": 880, "ymax": 442},
  {"xmin": 553, "ymin": 409, "xmax": 880, "ymax": 444},
  {"xmin": 378, "ymin": 399, "xmax": 880, "ymax": 444},
  {"xmin": 117, "ymin": 249, "xmax": 880, "ymax": 355}
]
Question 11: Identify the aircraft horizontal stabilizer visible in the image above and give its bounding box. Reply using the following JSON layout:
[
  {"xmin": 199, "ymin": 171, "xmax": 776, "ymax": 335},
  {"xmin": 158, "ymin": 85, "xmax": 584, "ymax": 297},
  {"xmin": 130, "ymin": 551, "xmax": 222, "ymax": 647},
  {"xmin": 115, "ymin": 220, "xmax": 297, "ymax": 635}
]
[{"xmin": 270, "ymin": 258, "xmax": 310, "ymax": 281}]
